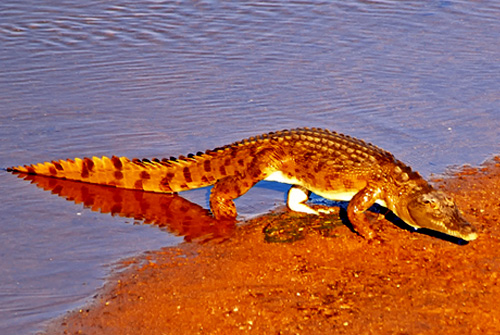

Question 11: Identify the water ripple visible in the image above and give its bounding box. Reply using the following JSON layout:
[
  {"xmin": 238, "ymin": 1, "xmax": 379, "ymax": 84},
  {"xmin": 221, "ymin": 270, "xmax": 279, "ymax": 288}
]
[{"xmin": 1, "ymin": 1, "xmax": 499, "ymax": 334}]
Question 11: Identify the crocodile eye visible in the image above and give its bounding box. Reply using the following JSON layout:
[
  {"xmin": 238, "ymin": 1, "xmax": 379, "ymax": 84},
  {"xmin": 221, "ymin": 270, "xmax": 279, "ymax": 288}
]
[{"xmin": 422, "ymin": 197, "xmax": 439, "ymax": 210}]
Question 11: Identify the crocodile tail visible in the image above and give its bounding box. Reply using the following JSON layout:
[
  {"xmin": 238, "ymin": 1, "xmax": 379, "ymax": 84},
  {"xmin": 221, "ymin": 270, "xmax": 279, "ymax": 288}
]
[{"xmin": 7, "ymin": 151, "xmax": 242, "ymax": 193}]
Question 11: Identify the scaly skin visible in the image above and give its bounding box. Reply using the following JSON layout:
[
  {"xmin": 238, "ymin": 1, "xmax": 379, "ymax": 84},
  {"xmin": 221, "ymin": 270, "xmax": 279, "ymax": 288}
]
[{"xmin": 7, "ymin": 127, "xmax": 477, "ymax": 241}]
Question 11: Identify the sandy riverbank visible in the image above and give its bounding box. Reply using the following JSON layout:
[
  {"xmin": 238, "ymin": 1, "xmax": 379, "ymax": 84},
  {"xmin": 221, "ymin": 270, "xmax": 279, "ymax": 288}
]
[{"xmin": 46, "ymin": 157, "xmax": 500, "ymax": 334}]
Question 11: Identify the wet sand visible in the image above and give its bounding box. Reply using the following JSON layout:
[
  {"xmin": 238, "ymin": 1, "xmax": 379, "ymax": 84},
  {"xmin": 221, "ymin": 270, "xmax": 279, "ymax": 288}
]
[{"xmin": 46, "ymin": 158, "xmax": 500, "ymax": 334}]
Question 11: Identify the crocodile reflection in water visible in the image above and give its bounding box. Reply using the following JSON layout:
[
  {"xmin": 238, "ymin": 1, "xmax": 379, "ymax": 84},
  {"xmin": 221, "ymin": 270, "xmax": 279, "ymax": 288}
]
[{"xmin": 15, "ymin": 173, "xmax": 235, "ymax": 242}]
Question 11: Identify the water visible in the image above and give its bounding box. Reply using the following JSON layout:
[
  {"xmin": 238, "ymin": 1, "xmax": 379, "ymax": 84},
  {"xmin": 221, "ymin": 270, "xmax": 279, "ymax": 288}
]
[{"xmin": 1, "ymin": 1, "xmax": 499, "ymax": 333}]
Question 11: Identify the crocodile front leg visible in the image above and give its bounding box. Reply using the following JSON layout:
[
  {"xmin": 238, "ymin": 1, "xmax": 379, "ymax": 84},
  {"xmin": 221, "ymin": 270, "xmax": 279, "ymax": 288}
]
[
  {"xmin": 286, "ymin": 185, "xmax": 345, "ymax": 215},
  {"xmin": 287, "ymin": 185, "xmax": 316, "ymax": 214},
  {"xmin": 347, "ymin": 184, "xmax": 384, "ymax": 239}
]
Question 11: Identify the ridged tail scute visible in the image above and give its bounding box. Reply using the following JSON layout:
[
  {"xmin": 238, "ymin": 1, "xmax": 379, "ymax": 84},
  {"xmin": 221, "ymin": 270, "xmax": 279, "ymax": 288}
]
[{"xmin": 7, "ymin": 154, "xmax": 227, "ymax": 194}]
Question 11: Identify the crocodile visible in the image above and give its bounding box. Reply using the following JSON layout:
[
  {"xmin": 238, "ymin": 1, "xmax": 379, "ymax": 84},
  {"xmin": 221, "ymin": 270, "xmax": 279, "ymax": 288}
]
[{"xmin": 7, "ymin": 127, "xmax": 477, "ymax": 241}]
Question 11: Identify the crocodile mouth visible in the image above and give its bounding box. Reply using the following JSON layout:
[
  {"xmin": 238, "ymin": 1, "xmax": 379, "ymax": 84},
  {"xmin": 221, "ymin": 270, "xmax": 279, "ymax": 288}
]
[{"xmin": 409, "ymin": 210, "xmax": 478, "ymax": 241}]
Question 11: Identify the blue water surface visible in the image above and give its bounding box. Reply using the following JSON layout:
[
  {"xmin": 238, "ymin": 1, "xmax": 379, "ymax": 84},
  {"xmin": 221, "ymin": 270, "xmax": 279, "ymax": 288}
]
[{"xmin": 0, "ymin": 1, "xmax": 498, "ymax": 333}]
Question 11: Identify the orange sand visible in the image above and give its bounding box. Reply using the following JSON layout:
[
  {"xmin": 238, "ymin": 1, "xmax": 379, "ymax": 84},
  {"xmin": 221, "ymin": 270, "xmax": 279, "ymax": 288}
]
[{"xmin": 45, "ymin": 157, "xmax": 500, "ymax": 334}]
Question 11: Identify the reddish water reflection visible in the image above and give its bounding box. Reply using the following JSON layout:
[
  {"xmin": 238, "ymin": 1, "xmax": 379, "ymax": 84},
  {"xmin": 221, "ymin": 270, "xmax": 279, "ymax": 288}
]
[{"xmin": 15, "ymin": 173, "xmax": 235, "ymax": 243}]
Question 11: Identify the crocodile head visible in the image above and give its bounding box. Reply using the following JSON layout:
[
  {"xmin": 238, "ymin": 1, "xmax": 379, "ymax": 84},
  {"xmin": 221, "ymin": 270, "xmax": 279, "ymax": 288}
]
[{"xmin": 402, "ymin": 190, "xmax": 477, "ymax": 241}]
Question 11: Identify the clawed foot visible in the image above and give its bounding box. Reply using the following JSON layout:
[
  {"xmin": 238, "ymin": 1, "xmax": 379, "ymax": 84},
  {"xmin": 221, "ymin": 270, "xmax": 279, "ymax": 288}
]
[
  {"xmin": 316, "ymin": 207, "xmax": 339, "ymax": 215},
  {"xmin": 363, "ymin": 230, "xmax": 384, "ymax": 244},
  {"xmin": 209, "ymin": 197, "xmax": 238, "ymax": 221},
  {"xmin": 309, "ymin": 205, "xmax": 340, "ymax": 216},
  {"xmin": 352, "ymin": 212, "xmax": 387, "ymax": 243}
]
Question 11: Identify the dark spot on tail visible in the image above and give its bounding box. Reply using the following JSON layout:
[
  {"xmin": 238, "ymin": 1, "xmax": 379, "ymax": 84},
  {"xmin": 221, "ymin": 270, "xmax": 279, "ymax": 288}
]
[
  {"xmin": 52, "ymin": 161, "xmax": 64, "ymax": 171},
  {"xmin": 219, "ymin": 165, "xmax": 227, "ymax": 176},
  {"xmin": 134, "ymin": 180, "xmax": 143, "ymax": 189},
  {"xmin": 81, "ymin": 164, "xmax": 89, "ymax": 178},
  {"xmin": 202, "ymin": 174, "xmax": 216, "ymax": 184},
  {"xmin": 183, "ymin": 167, "xmax": 193, "ymax": 183},
  {"xmin": 112, "ymin": 156, "xmax": 122, "ymax": 170},
  {"xmin": 160, "ymin": 172, "xmax": 175, "ymax": 192},
  {"xmin": 140, "ymin": 171, "xmax": 150, "ymax": 180},
  {"xmin": 83, "ymin": 157, "xmax": 94, "ymax": 172},
  {"xmin": 114, "ymin": 171, "xmax": 124, "ymax": 180},
  {"xmin": 204, "ymin": 159, "xmax": 211, "ymax": 172},
  {"xmin": 49, "ymin": 167, "xmax": 57, "ymax": 176},
  {"xmin": 26, "ymin": 166, "xmax": 36, "ymax": 174},
  {"xmin": 165, "ymin": 172, "xmax": 175, "ymax": 182}
]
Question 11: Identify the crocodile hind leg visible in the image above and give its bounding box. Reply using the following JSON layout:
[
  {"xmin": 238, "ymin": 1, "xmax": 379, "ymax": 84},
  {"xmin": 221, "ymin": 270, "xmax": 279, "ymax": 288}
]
[
  {"xmin": 209, "ymin": 146, "xmax": 284, "ymax": 220},
  {"xmin": 209, "ymin": 173, "xmax": 264, "ymax": 220}
]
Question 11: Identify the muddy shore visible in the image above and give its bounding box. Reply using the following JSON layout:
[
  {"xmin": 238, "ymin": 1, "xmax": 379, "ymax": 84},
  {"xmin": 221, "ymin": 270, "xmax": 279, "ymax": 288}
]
[{"xmin": 45, "ymin": 157, "xmax": 500, "ymax": 334}]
